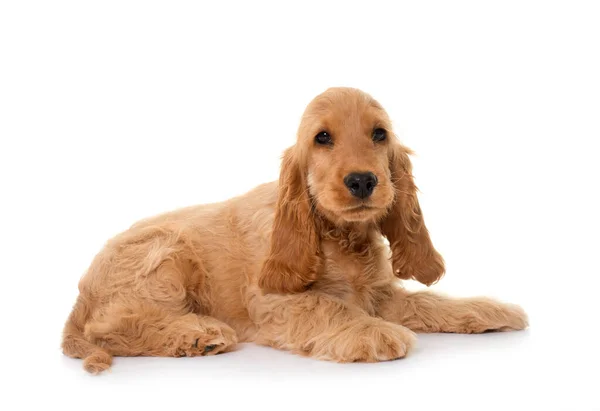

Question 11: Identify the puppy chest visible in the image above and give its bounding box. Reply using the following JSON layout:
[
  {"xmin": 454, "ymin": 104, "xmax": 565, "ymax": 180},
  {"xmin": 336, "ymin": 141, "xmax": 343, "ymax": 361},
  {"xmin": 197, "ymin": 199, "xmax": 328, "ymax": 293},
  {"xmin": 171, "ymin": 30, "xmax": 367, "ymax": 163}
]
[{"xmin": 314, "ymin": 240, "xmax": 389, "ymax": 313}]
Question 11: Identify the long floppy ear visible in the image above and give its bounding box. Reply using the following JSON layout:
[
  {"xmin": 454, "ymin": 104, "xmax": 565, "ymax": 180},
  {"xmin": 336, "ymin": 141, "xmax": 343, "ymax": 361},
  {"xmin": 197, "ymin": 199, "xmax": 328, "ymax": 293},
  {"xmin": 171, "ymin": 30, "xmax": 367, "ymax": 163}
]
[
  {"xmin": 258, "ymin": 147, "xmax": 321, "ymax": 293},
  {"xmin": 380, "ymin": 142, "xmax": 445, "ymax": 286}
]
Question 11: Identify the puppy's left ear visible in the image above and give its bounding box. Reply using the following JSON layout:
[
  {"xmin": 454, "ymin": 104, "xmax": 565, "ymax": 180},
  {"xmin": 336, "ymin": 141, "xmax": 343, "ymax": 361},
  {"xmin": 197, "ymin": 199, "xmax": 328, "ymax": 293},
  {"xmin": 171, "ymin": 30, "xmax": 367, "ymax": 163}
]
[
  {"xmin": 258, "ymin": 147, "xmax": 321, "ymax": 293},
  {"xmin": 380, "ymin": 141, "xmax": 445, "ymax": 286}
]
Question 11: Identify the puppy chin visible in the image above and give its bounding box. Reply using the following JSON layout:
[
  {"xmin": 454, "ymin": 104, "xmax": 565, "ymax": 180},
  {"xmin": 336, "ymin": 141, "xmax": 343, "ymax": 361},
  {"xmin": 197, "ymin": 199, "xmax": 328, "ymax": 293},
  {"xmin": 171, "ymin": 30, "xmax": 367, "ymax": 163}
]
[{"xmin": 340, "ymin": 207, "xmax": 382, "ymax": 223}]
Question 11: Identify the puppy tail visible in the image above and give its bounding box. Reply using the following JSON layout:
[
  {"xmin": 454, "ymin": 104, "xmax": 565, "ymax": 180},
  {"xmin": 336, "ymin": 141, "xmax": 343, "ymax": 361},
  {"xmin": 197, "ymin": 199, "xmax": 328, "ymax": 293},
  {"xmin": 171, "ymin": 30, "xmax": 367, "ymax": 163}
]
[{"xmin": 62, "ymin": 294, "xmax": 112, "ymax": 374}]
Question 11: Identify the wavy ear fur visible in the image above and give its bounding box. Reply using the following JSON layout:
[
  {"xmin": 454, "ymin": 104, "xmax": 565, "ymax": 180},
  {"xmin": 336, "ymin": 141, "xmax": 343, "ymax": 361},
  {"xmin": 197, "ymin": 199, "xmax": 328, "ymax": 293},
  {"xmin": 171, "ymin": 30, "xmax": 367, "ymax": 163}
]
[
  {"xmin": 380, "ymin": 143, "xmax": 445, "ymax": 286},
  {"xmin": 258, "ymin": 148, "xmax": 321, "ymax": 293}
]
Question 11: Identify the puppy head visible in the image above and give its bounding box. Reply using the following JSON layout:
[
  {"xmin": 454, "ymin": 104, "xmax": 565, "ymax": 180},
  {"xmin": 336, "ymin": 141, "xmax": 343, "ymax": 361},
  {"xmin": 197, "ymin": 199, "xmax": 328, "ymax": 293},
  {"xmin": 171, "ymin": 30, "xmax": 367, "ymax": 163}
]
[
  {"xmin": 300, "ymin": 88, "xmax": 397, "ymax": 224},
  {"xmin": 259, "ymin": 88, "xmax": 444, "ymax": 293}
]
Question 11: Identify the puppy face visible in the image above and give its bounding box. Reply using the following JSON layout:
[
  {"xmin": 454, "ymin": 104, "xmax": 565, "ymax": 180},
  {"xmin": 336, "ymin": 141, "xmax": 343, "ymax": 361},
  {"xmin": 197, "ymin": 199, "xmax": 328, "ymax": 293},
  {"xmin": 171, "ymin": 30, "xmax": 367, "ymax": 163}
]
[
  {"xmin": 299, "ymin": 88, "xmax": 399, "ymax": 224},
  {"xmin": 259, "ymin": 87, "xmax": 444, "ymax": 294}
]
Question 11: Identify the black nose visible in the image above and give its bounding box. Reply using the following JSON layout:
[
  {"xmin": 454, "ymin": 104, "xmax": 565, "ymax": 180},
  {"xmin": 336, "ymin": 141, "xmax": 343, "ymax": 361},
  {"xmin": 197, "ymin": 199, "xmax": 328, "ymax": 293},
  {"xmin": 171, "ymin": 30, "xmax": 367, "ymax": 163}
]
[{"xmin": 343, "ymin": 172, "xmax": 378, "ymax": 199}]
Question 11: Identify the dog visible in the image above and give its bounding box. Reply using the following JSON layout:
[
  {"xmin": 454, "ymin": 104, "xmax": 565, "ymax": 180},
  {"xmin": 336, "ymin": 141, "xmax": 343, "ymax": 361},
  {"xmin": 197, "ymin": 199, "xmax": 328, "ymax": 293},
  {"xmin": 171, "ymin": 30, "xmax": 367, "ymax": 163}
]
[{"xmin": 62, "ymin": 87, "xmax": 528, "ymax": 374}]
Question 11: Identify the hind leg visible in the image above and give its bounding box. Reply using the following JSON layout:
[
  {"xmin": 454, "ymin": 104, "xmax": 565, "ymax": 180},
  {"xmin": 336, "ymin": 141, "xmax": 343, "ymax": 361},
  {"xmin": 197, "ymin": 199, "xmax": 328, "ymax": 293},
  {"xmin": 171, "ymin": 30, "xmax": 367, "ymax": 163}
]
[
  {"xmin": 378, "ymin": 288, "xmax": 528, "ymax": 333},
  {"xmin": 84, "ymin": 301, "xmax": 238, "ymax": 357}
]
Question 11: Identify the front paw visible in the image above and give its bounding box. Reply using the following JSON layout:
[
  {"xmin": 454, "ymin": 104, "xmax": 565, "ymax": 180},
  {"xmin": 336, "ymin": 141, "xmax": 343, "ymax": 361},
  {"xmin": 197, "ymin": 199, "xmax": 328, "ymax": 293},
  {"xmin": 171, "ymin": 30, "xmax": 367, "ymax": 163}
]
[
  {"xmin": 495, "ymin": 303, "xmax": 529, "ymax": 332},
  {"xmin": 324, "ymin": 319, "xmax": 417, "ymax": 362},
  {"xmin": 458, "ymin": 300, "xmax": 529, "ymax": 334}
]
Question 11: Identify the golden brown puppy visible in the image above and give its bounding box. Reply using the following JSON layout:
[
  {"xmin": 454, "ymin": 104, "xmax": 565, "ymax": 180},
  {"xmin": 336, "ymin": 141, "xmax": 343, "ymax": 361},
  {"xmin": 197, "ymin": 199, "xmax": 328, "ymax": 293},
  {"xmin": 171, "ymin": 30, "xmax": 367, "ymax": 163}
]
[{"xmin": 62, "ymin": 87, "xmax": 528, "ymax": 374}]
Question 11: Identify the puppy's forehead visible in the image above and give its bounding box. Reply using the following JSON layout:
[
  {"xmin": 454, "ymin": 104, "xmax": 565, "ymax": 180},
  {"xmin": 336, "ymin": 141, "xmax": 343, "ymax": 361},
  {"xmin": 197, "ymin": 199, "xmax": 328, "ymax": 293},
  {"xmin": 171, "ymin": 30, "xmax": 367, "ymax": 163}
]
[
  {"xmin": 309, "ymin": 89, "xmax": 380, "ymax": 114},
  {"xmin": 305, "ymin": 89, "xmax": 389, "ymax": 130}
]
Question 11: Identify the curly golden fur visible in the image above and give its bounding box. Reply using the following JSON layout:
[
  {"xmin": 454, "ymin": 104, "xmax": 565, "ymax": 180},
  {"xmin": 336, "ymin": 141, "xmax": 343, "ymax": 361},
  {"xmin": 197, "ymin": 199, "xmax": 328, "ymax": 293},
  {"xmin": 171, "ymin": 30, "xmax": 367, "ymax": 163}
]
[{"xmin": 62, "ymin": 87, "xmax": 528, "ymax": 374}]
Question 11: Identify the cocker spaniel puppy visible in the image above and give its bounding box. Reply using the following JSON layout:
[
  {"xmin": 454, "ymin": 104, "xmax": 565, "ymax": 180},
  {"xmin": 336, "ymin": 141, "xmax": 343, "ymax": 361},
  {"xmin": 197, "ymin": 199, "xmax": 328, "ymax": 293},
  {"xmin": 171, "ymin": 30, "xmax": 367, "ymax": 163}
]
[{"xmin": 62, "ymin": 87, "xmax": 528, "ymax": 373}]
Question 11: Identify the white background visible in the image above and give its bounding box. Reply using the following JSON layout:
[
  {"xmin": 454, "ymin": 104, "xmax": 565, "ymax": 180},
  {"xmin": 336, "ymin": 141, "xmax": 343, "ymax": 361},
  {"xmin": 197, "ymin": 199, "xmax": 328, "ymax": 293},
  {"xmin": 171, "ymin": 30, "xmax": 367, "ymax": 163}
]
[{"xmin": 1, "ymin": 1, "xmax": 599, "ymax": 410}]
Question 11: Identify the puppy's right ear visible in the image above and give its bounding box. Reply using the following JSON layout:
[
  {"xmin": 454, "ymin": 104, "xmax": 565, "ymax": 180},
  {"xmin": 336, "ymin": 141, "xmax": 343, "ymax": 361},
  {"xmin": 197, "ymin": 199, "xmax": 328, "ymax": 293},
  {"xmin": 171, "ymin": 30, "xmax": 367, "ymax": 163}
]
[{"xmin": 258, "ymin": 147, "xmax": 321, "ymax": 293}]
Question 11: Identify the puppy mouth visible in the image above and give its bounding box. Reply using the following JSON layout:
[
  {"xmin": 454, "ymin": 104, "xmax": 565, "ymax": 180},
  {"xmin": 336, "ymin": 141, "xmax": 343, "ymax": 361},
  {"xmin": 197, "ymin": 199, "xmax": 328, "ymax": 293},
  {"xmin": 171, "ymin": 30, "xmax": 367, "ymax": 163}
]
[
  {"xmin": 334, "ymin": 203, "xmax": 383, "ymax": 222},
  {"xmin": 345, "ymin": 204, "xmax": 374, "ymax": 212},
  {"xmin": 341, "ymin": 203, "xmax": 381, "ymax": 215}
]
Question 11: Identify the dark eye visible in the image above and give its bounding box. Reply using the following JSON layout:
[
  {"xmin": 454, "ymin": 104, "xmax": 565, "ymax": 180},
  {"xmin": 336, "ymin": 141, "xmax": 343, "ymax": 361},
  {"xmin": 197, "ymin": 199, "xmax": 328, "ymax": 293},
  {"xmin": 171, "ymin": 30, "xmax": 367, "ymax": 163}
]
[
  {"xmin": 372, "ymin": 128, "xmax": 387, "ymax": 142},
  {"xmin": 315, "ymin": 131, "xmax": 332, "ymax": 145}
]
